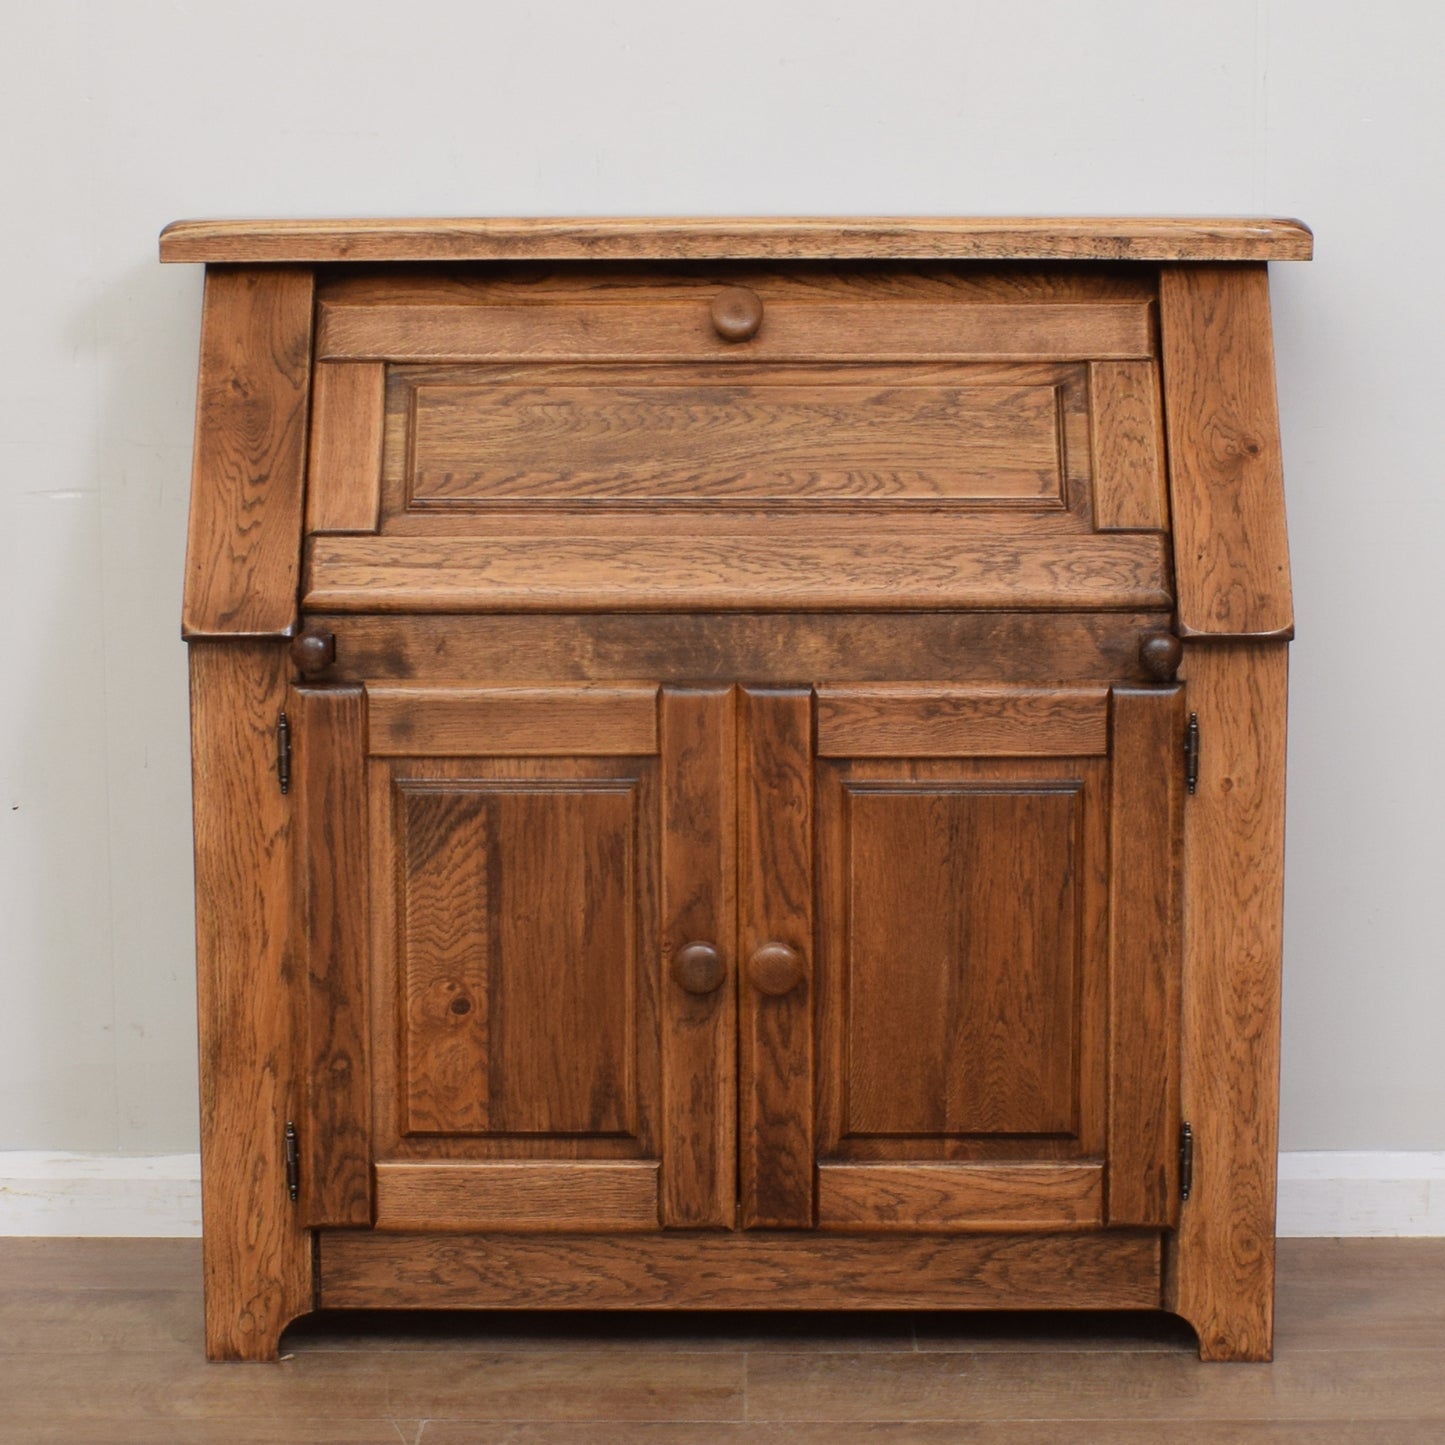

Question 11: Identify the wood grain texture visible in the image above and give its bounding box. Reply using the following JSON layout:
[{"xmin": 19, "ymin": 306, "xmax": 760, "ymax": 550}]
[
  {"xmin": 1168, "ymin": 642, "xmax": 1288, "ymax": 1360},
  {"xmin": 304, "ymin": 525, "xmax": 1173, "ymax": 613},
  {"xmin": 318, "ymin": 299, "xmax": 1152, "ymax": 363},
  {"xmin": 832, "ymin": 776, "xmax": 1083, "ymax": 1140},
  {"xmin": 1090, "ymin": 361, "xmax": 1169, "ymax": 531},
  {"xmin": 373, "ymin": 1162, "xmax": 660, "ymax": 1232},
  {"xmin": 305, "ymin": 362, "xmax": 385, "ymax": 533},
  {"xmin": 318, "ymin": 1229, "xmax": 1162, "ymax": 1310},
  {"xmin": 320, "ymin": 264, "xmax": 1158, "ymax": 307},
  {"xmin": 160, "ymin": 215, "xmax": 1314, "ymax": 264},
  {"xmin": 812, "ymin": 752, "xmax": 1109, "ymax": 1187},
  {"xmin": 395, "ymin": 784, "xmax": 492, "ymax": 1135},
  {"xmin": 1106, "ymin": 686, "xmax": 1185, "ymax": 1227},
  {"xmin": 316, "ymin": 611, "xmax": 1174, "ymax": 685},
  {"xmin": 368, "ymin": 753, "xmax": 661, "ymax": 1169},
  {"xmin": 395, "ymin": 775, "xmax": 641, "ymax": 1141},
  {"xmin": 659, "ymin": 688, "xmax": 736, "ymax": 1228},
  {"xmin": 367, "ymin": 684, "xmax": 659, "ymax": 756},
  {"xmin": 816, "ymin": 1163, "xmax": 1103, "ymax": 1230},
  {"xmin": 188, "ymin": 642, "xmax": 310, "ymax": 1360},
  {"xmin": 737, "ymin": 688, "xmax": 815, "ymax": 1229},
  {"xmin": 291, "ymin": 684, "xmax": 372, "ymax": 1227},
  {"xmin": 1160, "ymin": 265, "xmax": 1293, "ymax": 638},
  {"xmin": 816, "ymin": 684, "xmax": 1109, "ymax": 757},
  {"xmin": 404, "ymin": 373, "xmax": 1068, "ymax": 506},
  {"xmin": 182, "ymin": 268, "xmax": 313, "ymax": 638}
]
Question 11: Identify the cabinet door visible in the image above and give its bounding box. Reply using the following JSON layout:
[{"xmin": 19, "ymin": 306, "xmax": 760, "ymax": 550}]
[
  {"xmin": 803, "ymin": 683, "xmax": 1185, "ymax": 1232},
  {"xmin": 291, "ymin": 682, "xmax": 735, "ymax": 1233}
]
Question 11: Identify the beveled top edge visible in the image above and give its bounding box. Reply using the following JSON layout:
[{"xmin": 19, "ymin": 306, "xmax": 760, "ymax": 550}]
[{"xmin": 159, "ymin": 216, "xmax": 1314, "ymax": 264}]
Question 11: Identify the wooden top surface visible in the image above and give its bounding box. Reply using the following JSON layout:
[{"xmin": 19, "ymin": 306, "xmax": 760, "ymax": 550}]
[{"xmin": 159, "ymin": 216, "xmax": 1313, "ymax": 265}]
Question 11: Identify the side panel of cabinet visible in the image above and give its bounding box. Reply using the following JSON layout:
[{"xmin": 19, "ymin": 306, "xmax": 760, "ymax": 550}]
[{"xmin": 189, "ymin": 642, "xmax": 311, "ymax": 1360}]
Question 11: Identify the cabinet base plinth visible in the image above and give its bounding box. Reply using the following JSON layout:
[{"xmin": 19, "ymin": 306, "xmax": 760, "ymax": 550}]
[{"xmin": 317, "ymin": 1229, "xmax": 1162, "ymax": 1312}]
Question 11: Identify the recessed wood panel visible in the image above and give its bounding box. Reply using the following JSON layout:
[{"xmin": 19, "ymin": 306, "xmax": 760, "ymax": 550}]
[
  {"xmin": 817, "ymin": 1162, "xmax": 1104, "ymax": 1230},
  {"xmin": 374, "ymin": 1161, "xmax": 659, "ymax": 1232},
  {"xmin": 840, "ymin": 782, "xmax": 1082, "ymax": 1138},
  {"xmin": 816, "ymin": 685, "xmax": 1109, "ymax": 757},
  {"xmin": 405, "ymin": 375, "xmax": 1066, "ymax": 506},
  {"xmin": 397, "ymin": 778, "xmax": 640, "ymax": 1139}
]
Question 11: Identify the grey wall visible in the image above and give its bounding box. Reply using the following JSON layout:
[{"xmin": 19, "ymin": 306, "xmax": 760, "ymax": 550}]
[{"xmin": 2, "ymin": 0, "xmax": 1440, "ymax": 1153}]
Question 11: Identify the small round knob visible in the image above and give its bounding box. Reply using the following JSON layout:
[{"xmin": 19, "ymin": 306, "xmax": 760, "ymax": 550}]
[
  {"xmin": 291, "ymin": 628, "xmax": 336, "ymax": 677},
  {"xmin": 671, "ymin": 942, "xmax": 727, "ymax": 996},
  {"xmin": 710, "ymin": 287, "xmax": 764, "ymax": 342},
  {"xmin": 748, "ymin": 942, "xmax": 806, "ymax": 997},
  {"xmin": 1139, "ymin": 631, "xmax": 1184, "ymax": 684}
]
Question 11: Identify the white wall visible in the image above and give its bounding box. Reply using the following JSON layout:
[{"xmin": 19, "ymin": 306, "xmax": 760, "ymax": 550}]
[{"xmin": 1, "ymin": 0, "xmax": 1441, "ymax": 1156}]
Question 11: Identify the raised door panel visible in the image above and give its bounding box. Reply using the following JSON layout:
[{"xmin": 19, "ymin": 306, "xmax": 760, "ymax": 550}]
[
  {"xmin": 395, "ymin": 776, "xmax": 638, "ymax": 1139},
  {"xmin": 840, "ymin": 780, "xmax": 1085, "ymax": 1140},
  {"xmin": 814, "ymin": 683, "xmax": 1182, "ymax": 1232}
]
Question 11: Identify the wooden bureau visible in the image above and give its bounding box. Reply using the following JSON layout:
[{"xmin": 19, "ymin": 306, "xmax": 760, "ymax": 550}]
[{"xmin": 162, "ymin": 216, "xmax": 1310, "ymax": 1361}]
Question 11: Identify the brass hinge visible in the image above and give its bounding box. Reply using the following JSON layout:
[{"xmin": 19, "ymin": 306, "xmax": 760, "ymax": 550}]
[
  {"xmin": 277, "ymin": 711, "xmax": 292, "ymax": 796},
  {"xmin": 1179, "ymin": 1121, "xmax": 1195, "ymax": 1201},
  {"xmin": 283, "ymin": 1121, "xmax": 299, "ymax": 1202},
  {"xmin": 1184, "ymin": 712, "xmax": 1200, "ymax": 795}
]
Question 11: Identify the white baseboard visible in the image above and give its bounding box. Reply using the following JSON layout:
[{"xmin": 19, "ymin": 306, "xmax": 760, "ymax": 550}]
[
  {"xmin": 1, "ymin": 1150, "xmax": 1442, "ymax": 1237},
  {"xmin": 0, "ymin": 1153, "xmax": 202, "ymax": 1237},
  {"xmin": 1275, "ymin": 1150, "xmax": 1445, "ymax": 1237}
]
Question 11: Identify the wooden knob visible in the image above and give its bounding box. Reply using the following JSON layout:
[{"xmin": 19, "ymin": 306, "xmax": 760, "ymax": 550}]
[
  {"xmin": 671, "ymin": 942, "xmax": 727, "ymax": 996},
  {"xmin": 710, "ymin": 287, "xmax": 764, "ymax": 342},
  {"xmin": 1139, "ymin": 631, "xmax": 1184, "ymax": 684},
  {"xmin": 748, "ymin": 942, "xmax": 806, "ymax": 997},
  {"xmin": 290, "ymin": 628, "xmax": 336, "ymax": 677}
]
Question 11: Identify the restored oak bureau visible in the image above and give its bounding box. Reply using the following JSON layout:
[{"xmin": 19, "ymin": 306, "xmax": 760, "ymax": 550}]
[{"xmin": 162, "ymin": 216, "xmax": 1310, "ymax": 1361}]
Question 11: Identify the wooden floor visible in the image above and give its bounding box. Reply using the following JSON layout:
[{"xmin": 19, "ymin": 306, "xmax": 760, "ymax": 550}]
[{"xmin": 0, "ymin": 1239, "xmax": 1441, "ymax": 1442}]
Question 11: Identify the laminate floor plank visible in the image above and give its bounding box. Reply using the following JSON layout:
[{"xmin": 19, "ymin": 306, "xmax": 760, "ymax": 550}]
[
  {"xmin": 742, "ymin": 1347, "xmax": 1445, "ymax": 1422},
  {"xmin": 0, "ymin": 1351, "xmax": 396, "ymax": 1424},
  {"xmin": 0, "ymin": 1287, "xmax": 202, "ymax": 1352},
  {"xmin": 1274, "ymin": 1238, "xmax": 1445, "ymax": 1350},
  {"xmin": 0, "ymin": 1424, "xmax": 416, "ymax": 1445},
  {"xmin": 0, "ymin": 1237, "xmax": 201, "ymax": 1292},
  {"xmin": 0, "ymin": 1347, "xmax": 742, "ymax": 1426}
]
